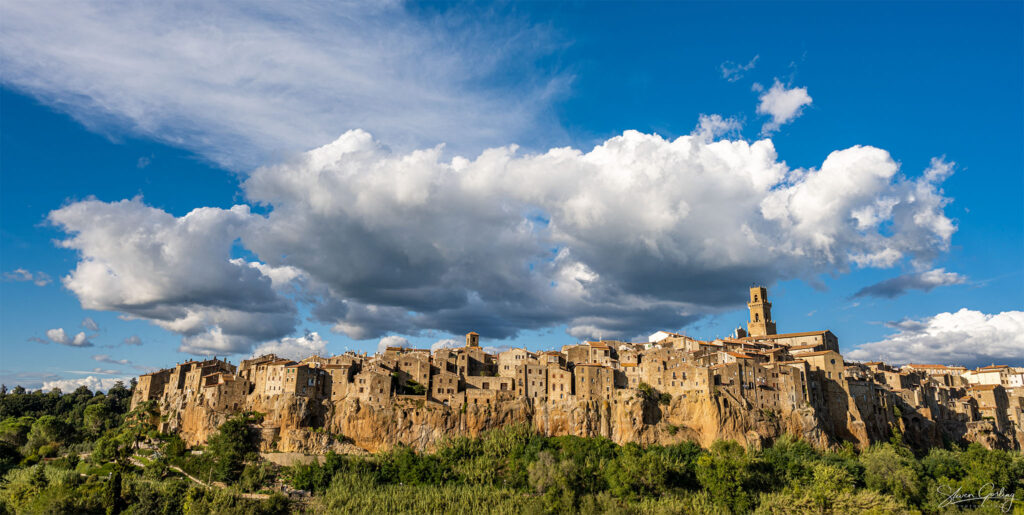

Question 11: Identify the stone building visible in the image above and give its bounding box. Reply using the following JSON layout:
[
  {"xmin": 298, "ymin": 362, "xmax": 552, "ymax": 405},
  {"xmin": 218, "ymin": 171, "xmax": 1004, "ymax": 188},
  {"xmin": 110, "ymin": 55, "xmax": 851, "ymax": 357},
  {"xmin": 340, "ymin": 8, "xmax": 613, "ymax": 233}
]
[
  {"xmin": 283, "ymin": 363, "xmax": 328, "ymax": 399},
  {"xmin": 498, "ymin": 348, "xmax": 533, "ymax": 378},
  {"xmin": 131, "ymin": 369, "xmax": 171, "ymax": 407},
  {"xmin": 354, "ymin": 367, "xmax": 392, "ymax": 404},
  {"xmin": 515, "ymin": 363, "xmax": 548, "ymax": 400},
  {"xmin": 547, "ymin": 364, "xmax": 573, "ymax": 401},
  {"xmin": 574, "ymin": 364, "xmax": 614, "ymax": 401}
]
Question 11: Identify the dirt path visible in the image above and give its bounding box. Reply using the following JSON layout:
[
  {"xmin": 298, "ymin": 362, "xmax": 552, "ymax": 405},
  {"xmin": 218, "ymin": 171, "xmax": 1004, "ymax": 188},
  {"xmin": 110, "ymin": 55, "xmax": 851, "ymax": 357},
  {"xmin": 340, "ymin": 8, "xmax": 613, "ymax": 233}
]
[{"xmin": 160, "ymin": 462, "xmax": 271, "ymax": 500}]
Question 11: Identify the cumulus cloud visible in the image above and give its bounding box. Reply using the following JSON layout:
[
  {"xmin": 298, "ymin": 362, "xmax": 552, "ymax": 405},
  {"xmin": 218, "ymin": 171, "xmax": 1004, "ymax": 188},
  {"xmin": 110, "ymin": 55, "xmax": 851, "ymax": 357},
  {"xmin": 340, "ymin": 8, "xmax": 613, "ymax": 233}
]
[
  {"xmin": 0, "ymin": 2, "xmax": 564, "ymax": 169},
  {"xmin": 251, "ymin": 331, "xmax": 329, "ymax": 361},
  {"xmin": 50, "ymin": 127, "xmax": 957, "ymax": 351},
  {"xmin": 852, "ymin": 268, "xmax": 966, "ymax": 299},
  {"xmin": 3, "ymin": 268, "xmax": 51, "ymax": 286},
  {"xmin": 243, "ymin": 129, "xmax": 955, "ymax": 341},
  {"xmin": 377, "ymin": 335, "xmax": 410, "ymax": 354},
  {"xmin": 847, "ymin": 309, "xmax": 1024, "ymax": 367},
  {"xmin": 721, "ymin": 55, "xmax": 759, "ymax": 82},
  {"xmin": 48, "ymin": 198, "xmax": 297, "ymax": 355},
  {"xmin": 42, "ymin": 375, "xmax": 132, "ymax": 393},
  {"xmin": 756, "ymin": 80, "xmax": 812, "ymax": 134},
  {"xmin": 44, "ymin": 328, "xmax": 94, "ymax": 347}
]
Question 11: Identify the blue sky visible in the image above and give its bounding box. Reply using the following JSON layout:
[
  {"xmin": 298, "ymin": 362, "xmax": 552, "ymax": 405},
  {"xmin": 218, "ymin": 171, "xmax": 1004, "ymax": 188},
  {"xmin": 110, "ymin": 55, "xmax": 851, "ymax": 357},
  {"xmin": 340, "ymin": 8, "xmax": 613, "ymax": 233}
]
[{"xmin": 1, "ymin": 1, "xmax": 1022, "ymax": 390}]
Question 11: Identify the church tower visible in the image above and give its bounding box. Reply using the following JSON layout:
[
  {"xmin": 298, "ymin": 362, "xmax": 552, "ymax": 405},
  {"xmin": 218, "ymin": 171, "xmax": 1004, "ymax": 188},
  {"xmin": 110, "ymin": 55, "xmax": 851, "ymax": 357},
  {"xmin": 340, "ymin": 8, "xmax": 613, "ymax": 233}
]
[
  {"xmin": 747, "ymin": 286, "xmax": 777, "ymax": 337},
  {"xmin": 466, "ymin": 331, "xmax": 480, "ymax": 348}
]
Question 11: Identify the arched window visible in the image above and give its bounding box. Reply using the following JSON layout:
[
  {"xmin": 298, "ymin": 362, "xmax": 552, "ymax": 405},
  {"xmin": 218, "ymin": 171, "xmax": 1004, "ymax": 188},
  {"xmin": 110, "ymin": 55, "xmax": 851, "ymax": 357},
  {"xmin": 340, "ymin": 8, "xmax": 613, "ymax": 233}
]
[{"xmin": 754, "ymin": 313, "xmax": 760, "ymax": 322}]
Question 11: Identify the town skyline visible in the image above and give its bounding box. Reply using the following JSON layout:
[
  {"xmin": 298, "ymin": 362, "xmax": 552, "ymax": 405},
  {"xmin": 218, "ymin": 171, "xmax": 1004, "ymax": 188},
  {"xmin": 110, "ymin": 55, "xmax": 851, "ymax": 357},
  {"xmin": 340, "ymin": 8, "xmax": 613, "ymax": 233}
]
[{"xmin": 1, "ymin": 2, "xmax": 1022, "ymax": 392}]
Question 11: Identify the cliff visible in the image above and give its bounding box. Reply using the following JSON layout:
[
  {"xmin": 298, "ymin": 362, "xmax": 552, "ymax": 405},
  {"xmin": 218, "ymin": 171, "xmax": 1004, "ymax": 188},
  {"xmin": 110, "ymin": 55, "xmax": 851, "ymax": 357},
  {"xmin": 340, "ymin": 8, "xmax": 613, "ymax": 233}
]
[{"xmin": 156, "ymin": 391, "xmax": 862, "ymax": 455}]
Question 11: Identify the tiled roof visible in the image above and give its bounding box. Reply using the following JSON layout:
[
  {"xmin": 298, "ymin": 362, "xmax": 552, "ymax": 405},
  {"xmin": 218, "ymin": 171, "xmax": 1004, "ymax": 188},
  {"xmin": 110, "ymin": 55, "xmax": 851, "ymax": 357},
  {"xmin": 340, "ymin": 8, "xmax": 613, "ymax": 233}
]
[
  {"xmin": 969, "ymin": 384, "xmax": 999, "ymax": 391},
  {"xmin": 725, "ymin": 351, "xmax": 754, "ymax": 359},
  {"xmin": 794, "ymin": 351, "xmax": 836, "ymax": 358}
]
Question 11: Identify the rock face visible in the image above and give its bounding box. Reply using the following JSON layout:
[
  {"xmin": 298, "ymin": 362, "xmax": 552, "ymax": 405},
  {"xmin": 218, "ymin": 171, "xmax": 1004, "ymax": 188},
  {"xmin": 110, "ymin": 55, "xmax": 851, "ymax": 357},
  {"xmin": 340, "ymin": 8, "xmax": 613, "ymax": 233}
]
[
  {"xmin": 155, "ymin": 383, "xmax": 1024, "ymax": 455},
  {"xmin": 157, "ymin": 391, "xmax": 867, "ymax": 454}
]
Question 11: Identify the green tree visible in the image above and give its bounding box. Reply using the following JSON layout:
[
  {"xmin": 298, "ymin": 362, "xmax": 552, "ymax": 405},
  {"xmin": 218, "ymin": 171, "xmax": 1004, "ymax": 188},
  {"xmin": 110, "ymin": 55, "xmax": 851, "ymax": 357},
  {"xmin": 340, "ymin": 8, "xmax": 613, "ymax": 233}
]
[
  {"xmin": 24, "ymin": 415, "xmax": 71, "ymax": 455},
  {"xmin": 206, "ymin": 415, "xmax": 258, "ymax": 482},
  {"xmin": 83, "ymin": 403, "xmax": 113, "ymax": 436},
  {"xmin": 860, "ymin": 443, "xmax": 923, "ymax": 504}
]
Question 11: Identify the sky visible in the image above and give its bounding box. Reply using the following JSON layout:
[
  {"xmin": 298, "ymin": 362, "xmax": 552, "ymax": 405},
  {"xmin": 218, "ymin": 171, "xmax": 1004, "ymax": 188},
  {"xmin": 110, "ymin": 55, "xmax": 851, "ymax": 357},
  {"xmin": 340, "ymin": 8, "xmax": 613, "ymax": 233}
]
[{"xmin": 1, "ymin": 1, "xmax": 1022, "ymax": 391}]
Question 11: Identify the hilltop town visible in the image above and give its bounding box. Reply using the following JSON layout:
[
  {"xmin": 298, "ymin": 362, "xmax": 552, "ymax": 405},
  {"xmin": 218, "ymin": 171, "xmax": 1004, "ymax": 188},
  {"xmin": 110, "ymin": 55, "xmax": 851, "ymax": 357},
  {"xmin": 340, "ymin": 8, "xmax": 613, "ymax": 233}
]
[{"xmin": 131, "ymin": 288, "xmax": 1024, "ymax": 453}]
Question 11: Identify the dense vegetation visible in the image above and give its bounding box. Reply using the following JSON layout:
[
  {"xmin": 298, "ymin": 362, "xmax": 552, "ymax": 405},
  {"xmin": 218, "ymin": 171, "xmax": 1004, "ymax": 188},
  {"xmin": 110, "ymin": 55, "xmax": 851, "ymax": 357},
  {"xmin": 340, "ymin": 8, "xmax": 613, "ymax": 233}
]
[
  {"xmin": 287, "ymin": 426, "xmax": 1024, "ymax": 513},
  {"xmin": 0, "ymin": 384, "xmax": 288, "ymax": 514},
  {"xmin": 0, "ymin": 385, "xmax": 1022, "ymax": 513}
]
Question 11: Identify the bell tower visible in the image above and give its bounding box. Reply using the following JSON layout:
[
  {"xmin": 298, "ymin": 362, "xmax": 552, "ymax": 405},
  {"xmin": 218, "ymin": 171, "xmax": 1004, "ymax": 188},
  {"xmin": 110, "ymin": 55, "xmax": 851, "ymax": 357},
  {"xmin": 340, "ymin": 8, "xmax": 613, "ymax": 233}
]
[
  {"xmin": 466, "ymin": 331, "xmax": 480, "ymax": 348},
  {"xmin": 747, "ymin": 286, "xmax": 777, "ymax": 337}
]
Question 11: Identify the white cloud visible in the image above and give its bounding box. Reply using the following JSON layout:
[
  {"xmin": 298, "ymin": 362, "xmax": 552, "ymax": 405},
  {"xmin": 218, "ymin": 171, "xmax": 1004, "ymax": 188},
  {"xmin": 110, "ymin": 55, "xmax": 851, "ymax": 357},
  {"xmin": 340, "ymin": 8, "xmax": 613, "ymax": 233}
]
[
  {"xmin": 123, "ymin": 335, "xmax": 142, "ymax": 346},
  {"xmin": 50, "ymin": 126, "xmax": 956, "ymax": 349},
  {"xmin": 42, "ymin": 375, "xmax": 132, "ymax": 393},
  {"xmin": 92, "ymin": 354, "xmax": 129, "ymax": 366},
  {"xmin": 430, "ymin": 338, "xmax": 461, "ymax": 352},
  {"xmin": 44, "ymin": 328, "xmax": 94, "ymax": 347},
  {"xmin": 0, "ymin": 2, "xmax": 564, "ymax": 169},
  {"xmin": 852, "ymin": 267, "xmax": 966, "ymax": 299},
  {"xmin": 48, "ymin": 198, "xmax": 297, "ymax": 355},
  {"xmin": 720, "ymin": 55, "xmax": 759, "ymax": 82},
  {"xmin": 848, "ymin": 309, "xmax": 1024, "ymax": 367},
  {"xmin": 251, "ymin": 331, "xmax": 329, "ymax": 361},
  {"xmin": 3, "ymin": 268, "xmax": 51, "ymax": 286},
  {"xmin": 377, "ymin": 335, "xmax": 410, "ymax": 354},
  {"xmin": 694, "ymin": 114, "xmax": 742, "ymax": 142},
  {"xmin": 757, "ymin": 80, "xmax": 812, "ymax": 134}
]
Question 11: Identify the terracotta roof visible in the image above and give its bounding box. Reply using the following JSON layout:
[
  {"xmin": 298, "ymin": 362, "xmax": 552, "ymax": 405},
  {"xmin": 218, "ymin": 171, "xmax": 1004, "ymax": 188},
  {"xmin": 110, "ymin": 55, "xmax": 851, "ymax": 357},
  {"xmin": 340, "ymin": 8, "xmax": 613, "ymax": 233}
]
[
  {"xmin": 794, "ymin": 351, "xmax": 837, "ymax": 358},
  {"xmin": 788, "ymin": 344, "xmax": 821, "ymax": 350},
  {"xmin": 725, "ymin": 351, "xmax": 754, "ymax": 359},
  {"xmin": 979, "ymin": 365, "xmax": 1009, "ymax": 370},
  {"xmin": 777, "ymin": 360, "xmax": 806, "ymax": 365},
  {"xmin": 620, "ymin": 363, "xmax": 638, "ymax": 368},
  {"xmin": 588, "ymin": 341, "xmax": 611, "ymax": 349},
  {"xmin": 969, "ymin": 384, "xmax": 1000, "ymax": 391}
]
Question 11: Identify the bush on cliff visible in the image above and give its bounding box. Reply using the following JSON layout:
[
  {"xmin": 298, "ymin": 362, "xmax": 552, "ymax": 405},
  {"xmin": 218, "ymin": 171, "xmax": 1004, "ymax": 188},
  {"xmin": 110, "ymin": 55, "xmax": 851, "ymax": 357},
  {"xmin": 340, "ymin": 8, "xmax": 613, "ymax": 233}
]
[{"xmin": 205, "ymin": 415, "xmax": 260, "ymax": 482}]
